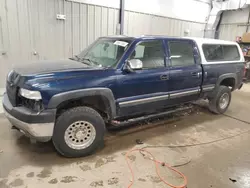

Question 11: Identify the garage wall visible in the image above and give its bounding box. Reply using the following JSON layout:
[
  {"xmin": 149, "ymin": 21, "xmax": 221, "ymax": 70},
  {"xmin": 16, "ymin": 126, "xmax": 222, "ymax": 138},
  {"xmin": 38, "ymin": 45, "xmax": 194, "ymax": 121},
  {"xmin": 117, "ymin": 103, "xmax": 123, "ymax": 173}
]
[
  {"xmin": 0, "ymin": 0, "xmax": 209, "ymax": 88},
  {"xmin": 124, "ymin": 11, "xmax": 205, "ymax": 37},
  {"xmin": 218, "ymin": 8, "xmax": 250, "ymax": 41}
]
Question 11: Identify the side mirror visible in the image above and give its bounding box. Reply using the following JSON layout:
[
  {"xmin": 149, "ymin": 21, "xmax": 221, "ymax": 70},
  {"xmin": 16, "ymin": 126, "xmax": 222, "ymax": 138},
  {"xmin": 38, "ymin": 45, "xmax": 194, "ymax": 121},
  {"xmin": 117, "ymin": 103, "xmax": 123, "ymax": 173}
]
[{"xmin": 124, "ymin": 59, "xmax": 143, "ymax": 72}]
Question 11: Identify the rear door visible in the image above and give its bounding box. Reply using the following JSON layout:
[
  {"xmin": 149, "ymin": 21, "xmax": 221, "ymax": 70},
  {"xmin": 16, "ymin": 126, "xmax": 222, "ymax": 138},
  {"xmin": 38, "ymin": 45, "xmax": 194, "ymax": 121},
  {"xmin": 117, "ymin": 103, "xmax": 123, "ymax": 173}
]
[{"xmin": 165, "ymin": 39, "xmax": 202, "ymax": 105}]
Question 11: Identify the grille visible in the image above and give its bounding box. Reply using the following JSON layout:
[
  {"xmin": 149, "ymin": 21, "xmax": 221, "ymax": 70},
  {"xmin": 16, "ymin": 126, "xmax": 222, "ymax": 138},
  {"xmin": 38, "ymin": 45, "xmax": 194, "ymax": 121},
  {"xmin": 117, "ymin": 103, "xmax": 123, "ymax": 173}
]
[{"xmin": 6, "ymin": 71, "xmax": 20, "ymax": 107}]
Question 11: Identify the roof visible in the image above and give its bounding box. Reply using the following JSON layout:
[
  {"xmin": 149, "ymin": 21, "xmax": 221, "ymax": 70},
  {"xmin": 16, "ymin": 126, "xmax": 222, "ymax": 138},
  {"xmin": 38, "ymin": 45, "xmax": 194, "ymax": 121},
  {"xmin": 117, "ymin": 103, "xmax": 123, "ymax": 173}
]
[
  {"xmin": 185, "ymin": 37, "xmax": 238, "ymax": 45},
  {"xmin": 104, "ymin": 35, "xmax": 238, "ymax": 45},
  {"xmin": 103, "ymin": 35, "xmax": 170, "ymax": 40},
  {"xmin": 102, "ymin": 35, "xmax": 241, "ymax": 51}
]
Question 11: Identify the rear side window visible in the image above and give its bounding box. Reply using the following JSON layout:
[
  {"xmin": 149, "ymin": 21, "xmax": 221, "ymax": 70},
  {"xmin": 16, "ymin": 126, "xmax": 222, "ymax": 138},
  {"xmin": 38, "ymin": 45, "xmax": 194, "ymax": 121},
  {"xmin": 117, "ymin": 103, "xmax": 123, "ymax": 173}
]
[
  {"xmin": 202, "ymin": 44, "xmax": 240, "ymax": 62},
  {"xmin": 168, "ymin": 41, "xmax": 195, "ymax": 67}
]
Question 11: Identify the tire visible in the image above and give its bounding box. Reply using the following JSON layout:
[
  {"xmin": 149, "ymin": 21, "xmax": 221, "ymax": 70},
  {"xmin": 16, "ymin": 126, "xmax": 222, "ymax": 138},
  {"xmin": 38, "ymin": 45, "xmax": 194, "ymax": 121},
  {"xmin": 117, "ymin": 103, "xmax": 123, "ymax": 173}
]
[
  {"xmin": 52, "ymin": 106, "xmax": 105, "ymax": 157},
  {"xmin": 208, "ymin": 85, "xmax": 231, "ymax": 114}
]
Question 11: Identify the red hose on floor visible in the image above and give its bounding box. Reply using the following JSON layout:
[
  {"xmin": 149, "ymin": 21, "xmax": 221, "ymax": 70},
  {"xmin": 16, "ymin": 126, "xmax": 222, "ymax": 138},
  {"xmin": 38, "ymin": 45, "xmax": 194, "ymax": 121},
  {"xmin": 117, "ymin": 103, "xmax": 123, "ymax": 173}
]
[{"xmin": 125, "ymin": 148, "xmax": 188, "ymax": 188}]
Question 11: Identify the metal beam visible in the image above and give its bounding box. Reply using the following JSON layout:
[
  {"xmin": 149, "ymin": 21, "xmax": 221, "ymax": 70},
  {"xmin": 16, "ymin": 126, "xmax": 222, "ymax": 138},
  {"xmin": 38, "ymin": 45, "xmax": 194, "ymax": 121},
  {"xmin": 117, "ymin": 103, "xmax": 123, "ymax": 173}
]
[{"xmin": 119, "ymin": 0, "xmax": 125, "ymax": 35}]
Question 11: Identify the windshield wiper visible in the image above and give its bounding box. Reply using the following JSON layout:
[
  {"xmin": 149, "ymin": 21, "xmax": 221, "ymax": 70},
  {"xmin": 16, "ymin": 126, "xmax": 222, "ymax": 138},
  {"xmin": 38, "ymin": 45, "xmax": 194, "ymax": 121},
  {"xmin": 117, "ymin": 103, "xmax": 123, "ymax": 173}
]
[
  {"xmin": 80, "ymin": 58, "xmax": 100, "ymax": 66},
  {"xmin": 70, "ymin": 56, "xmax": 101, "ymax": 67},
  {"xmin": 78, "ymin": 58, "xmax": 92, "ymax": 66},
  {"xmin": 69, "ymin": 55, "xmax": 81, "ymax": 61},
  {"xmin": 69, "ymin": 56, "xmax": 93, "ymax": 66}
]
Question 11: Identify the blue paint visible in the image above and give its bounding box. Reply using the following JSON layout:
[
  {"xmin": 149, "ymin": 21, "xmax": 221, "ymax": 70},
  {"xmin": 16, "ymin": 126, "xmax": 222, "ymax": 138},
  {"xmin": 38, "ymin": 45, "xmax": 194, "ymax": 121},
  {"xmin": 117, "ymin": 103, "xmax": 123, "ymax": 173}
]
[{"xmin": 202, "ymin": 63, "xmax": 244, "ymax": 87}]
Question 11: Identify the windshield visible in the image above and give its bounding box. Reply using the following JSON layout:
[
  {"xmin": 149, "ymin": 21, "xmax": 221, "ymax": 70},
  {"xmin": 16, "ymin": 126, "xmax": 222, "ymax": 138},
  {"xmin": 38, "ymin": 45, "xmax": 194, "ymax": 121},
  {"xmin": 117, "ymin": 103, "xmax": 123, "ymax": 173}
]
[{"xmin": 75, "ymin": 38, "xmax": 132, "ymax": 67}]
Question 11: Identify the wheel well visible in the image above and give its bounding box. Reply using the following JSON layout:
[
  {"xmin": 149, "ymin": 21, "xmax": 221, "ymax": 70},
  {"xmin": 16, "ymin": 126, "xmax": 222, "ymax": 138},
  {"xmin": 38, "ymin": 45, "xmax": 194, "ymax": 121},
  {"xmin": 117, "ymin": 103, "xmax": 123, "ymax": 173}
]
[
  {"xmin": 220, "ymin": 77, "xmax": 235, "ymax": 90},
  {"xmin": 56, "ymin": 96, "xmax": 111, "ymax": 121}
]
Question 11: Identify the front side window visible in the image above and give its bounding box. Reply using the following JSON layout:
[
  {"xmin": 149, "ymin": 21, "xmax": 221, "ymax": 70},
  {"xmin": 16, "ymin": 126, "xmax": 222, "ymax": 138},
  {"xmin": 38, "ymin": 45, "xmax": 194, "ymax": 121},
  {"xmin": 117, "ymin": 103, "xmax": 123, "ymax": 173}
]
[
  {"xmin": 129, "ymin": 40, "xmax": 165, "ymax": 69},
  {"xmin": 76, "ymin": 38, "xmax": 131, "ymax": 67},
  {"xmin": 168, "ymin": 41, "xmax": 195, "ymax": 67},
  {"xmin": 202, "ymin": 44, "xmax": 240, "ymax": 62}
]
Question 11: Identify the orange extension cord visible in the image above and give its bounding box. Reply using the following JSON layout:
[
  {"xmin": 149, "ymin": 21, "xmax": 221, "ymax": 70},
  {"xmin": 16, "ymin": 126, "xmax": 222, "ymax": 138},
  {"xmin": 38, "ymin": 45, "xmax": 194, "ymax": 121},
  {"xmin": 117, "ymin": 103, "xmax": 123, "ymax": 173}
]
[{"xmin": 125, "ymin": 148, "xmax": 188, "ymax": 188}]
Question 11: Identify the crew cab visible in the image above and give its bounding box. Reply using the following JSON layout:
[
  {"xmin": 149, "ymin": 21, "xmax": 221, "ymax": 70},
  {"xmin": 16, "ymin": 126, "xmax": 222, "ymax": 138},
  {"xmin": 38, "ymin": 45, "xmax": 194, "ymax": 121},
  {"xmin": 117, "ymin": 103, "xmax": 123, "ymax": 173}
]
[{"xmin": 3, "ymin": 36, "xmax": 244, "ymax": 157}]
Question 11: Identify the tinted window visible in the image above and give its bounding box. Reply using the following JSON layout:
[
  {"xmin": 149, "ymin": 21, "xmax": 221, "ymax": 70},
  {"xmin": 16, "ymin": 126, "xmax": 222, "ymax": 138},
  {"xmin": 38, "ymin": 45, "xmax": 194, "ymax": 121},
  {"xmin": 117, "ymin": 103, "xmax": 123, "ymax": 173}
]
[
  {"xmin": 202, "ymin": 44, "xmax": 240, "ymax": 62},
  {"xmin": 168, "ymin": 41, "xmax": 195, "ymax": 67},
  {"xmin": 223, "ymin": 45, "xmax": 240, "ymax": 61},
  {"xmin": 130, "ymin": 40, "xmax": 165, "ymax": 69}
]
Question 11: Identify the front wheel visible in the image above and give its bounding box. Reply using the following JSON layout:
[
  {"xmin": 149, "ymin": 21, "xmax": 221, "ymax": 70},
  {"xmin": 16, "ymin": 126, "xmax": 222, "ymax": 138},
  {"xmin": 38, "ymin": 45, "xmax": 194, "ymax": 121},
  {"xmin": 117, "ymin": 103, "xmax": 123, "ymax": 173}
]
[
  {"xmin": 52, "ymin": 106, "xmax": 105, "ymax": 157},
  {"xmin": 208, "ymin": 86, "xmax": 231, "ymax": 114}
]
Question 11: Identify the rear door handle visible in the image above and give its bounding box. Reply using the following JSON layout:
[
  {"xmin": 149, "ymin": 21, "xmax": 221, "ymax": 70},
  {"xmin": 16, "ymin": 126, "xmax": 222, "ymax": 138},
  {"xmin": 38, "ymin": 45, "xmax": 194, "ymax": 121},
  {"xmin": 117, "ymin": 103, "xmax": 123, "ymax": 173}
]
[{"xmin": 160, "ymin": 75, "xmax": 169, "ymax": 80}]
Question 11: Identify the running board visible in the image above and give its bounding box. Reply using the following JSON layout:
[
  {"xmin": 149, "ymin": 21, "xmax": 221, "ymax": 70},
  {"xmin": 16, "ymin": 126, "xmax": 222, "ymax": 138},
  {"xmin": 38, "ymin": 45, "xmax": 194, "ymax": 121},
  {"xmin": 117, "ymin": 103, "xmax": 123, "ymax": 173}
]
[{"xmin": 111, "ymin": 106, "xmax": 192, "ymax": 127}]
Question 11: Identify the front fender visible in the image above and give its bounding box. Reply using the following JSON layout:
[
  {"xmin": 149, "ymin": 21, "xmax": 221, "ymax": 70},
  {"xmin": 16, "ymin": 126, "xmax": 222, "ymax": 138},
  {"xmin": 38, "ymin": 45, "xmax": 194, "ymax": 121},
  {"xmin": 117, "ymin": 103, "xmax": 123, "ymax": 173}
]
[{"xmin": 47, "ymin": 88, "xmax": 116, "ymax": 119}]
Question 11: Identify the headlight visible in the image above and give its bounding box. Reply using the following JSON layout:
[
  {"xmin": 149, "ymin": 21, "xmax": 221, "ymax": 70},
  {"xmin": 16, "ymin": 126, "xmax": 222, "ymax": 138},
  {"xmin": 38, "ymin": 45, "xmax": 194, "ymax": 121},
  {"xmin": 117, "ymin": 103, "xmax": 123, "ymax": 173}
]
[{"xmin": 19, "ymin": 88, "xmax": 42, "ymax": 100}]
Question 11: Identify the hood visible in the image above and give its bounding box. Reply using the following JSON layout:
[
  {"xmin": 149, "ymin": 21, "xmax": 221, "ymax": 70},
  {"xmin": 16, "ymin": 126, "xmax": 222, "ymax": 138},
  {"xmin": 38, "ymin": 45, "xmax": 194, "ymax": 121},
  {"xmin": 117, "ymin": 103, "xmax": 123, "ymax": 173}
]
[{"xmin": 14, "ymin": 59, "xmax": 93, "ymax": 75}]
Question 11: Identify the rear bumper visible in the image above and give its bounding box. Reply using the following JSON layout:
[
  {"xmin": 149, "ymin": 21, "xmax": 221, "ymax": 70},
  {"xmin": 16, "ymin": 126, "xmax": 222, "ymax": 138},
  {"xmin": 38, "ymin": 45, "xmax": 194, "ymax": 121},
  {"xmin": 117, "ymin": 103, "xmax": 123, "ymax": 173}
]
[{"xmin": 2, "ymin": 93, "xmax": 55, "ymax": 142}]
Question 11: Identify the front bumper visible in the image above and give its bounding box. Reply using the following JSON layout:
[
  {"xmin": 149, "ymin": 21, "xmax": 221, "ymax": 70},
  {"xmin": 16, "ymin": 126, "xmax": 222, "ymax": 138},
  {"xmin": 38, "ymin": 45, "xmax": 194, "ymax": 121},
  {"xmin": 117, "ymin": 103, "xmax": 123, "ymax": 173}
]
[{"xmin": 3, "ymin": 93, "xmax": 56, "ymax": 142}]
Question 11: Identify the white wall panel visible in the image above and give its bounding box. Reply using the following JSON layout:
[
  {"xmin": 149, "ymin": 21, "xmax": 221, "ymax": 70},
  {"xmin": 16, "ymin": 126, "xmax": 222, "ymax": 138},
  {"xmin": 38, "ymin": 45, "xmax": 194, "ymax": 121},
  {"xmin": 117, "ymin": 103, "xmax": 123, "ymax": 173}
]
[
  {"xmin": 101, "ymin": 7, "xmax": 108, "ymax": 36},
  {"xmin": 66, "ymin": 0, "xmax": 120, "ymax": 9},
  {"xmin": 125, "ymin": 0, "xmax": 210, "ymax": 23},
  {"xmin": 0, "ymin": 0, "xmax": 9, "ymax": 54},
  {"xmin": 79, "ymin": 4, "xmax": 88, "ymax": 51},
  {"xmin": 16, "ymin": 0, "xmax": 31, "ymax": 61},
  {"xmin": 107, "ymin": 8, "xmax": 115, "ymax": 35},
  {"xmin": 6, "ymin": 0, "xmax": 21, "ymax": 62},
  {"xmin": 72, "ymin": 3, "xmax": 80, "ymax": 55},
  {"xmin": 221, "ymin": 9, "xmax": 249, "ymax": 24},
  {"xmin": 219, "ymin": 24, "xmax": 247, "ymax": 41},
  {"xmin": 124, "ymin": 11, "xmax": 205, "ymax": 37},
  {"xmin": 94, "ymin": 6, "xmax": 102, "ymax": 39},
  {"xmin": 64, "ymin": 0, "xmax": 73, "ymax": 58}
]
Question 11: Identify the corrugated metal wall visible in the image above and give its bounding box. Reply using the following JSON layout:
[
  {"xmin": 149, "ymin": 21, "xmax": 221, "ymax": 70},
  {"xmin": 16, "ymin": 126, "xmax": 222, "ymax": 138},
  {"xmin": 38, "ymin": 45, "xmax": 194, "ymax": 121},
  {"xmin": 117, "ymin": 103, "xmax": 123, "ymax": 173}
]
[
  {"xmin": 218, "ymin": 8, "xmax": 250, "ymax": 41},
  {"xmin": 124, "ymin": 11, "xmax": 205, "ymax": 37},
  {"xmin": 0, "ymin": 0, "xmax": 205, "ymax": 88}
]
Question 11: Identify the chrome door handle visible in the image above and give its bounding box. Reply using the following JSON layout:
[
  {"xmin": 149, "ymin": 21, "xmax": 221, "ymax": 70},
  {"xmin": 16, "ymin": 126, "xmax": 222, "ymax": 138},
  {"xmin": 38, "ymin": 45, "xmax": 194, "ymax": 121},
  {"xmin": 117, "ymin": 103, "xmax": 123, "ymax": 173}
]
[
  {"xmin": 191, "ymin": 72, "xmax": 201, "ymax": 78},
  {"xmin": 160, "ymin": 75, "xmax": 169, "ymax": 80}
]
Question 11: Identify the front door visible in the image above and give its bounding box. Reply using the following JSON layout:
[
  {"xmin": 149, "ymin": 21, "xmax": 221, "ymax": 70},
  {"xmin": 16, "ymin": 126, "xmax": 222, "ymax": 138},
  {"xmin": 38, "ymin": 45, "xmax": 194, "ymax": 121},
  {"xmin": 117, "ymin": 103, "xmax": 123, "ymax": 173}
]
[
  {"xmin": 165, "ymin": 39, "xmax": 202, "ymax": 106},
  {"xmin": 116, "ymin": 40, "xmax": 169, "ymax": 117}
]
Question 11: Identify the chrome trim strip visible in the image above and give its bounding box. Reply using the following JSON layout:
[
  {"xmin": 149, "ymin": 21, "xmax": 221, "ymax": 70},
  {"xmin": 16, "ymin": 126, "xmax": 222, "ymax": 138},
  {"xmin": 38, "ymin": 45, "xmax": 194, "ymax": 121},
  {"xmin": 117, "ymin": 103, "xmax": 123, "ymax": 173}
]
[
  {"xmin": 202, "ymin": 61, "xmax": 243, "ymax": 65},
  {"xmin": 203, "ymin": 87, "xmax": 214, "ymax": 91},
  {"xmin": 203, "ymin": 84, "xmax": 215, "ymax": 87},
  {"xmin": 169, "ymin": 89, "xmax": 199, "ymax": 98},
  {"xmin": 119, "ymin": 94, "xmax": 169, "ymax": 106},
  {"xmin": 119, "ymin": 89, "xmax": 200, "ymax": 107},
  {"xmin": 202, "ymin": 85, "xmax": 215, "ymax": 92}
]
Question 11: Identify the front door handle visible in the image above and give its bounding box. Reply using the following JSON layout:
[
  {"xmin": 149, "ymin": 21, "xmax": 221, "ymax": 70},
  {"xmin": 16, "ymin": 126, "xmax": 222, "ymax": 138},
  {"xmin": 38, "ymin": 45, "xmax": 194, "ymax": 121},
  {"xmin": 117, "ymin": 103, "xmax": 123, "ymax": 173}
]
[
  {"xmin": 191, "ymin": 72, "xmax": 201, "ymax": 78},
  {"xmin": 160, "ymin": 75, "xmax": 169, "ymax": 80}
]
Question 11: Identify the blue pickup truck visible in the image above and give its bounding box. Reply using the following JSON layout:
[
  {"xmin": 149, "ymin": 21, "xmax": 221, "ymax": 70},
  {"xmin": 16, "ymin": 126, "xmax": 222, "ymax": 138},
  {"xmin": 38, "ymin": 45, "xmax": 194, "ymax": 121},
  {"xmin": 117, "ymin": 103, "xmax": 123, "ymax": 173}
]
[{"xmin": 3, "ymin": 36, "xmax": 244, "ymax": 157}]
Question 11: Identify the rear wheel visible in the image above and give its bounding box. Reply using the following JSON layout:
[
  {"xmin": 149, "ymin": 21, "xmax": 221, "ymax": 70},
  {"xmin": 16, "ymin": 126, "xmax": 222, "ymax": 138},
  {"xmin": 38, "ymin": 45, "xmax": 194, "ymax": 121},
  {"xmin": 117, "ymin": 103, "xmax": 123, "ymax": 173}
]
[
  {"xmin": 208, "ymin": 86, "xmax": 231, "ymax": 114},
  {"xmin": 52, "ymin": 106, "xmax": 105, "ymax": 157}
]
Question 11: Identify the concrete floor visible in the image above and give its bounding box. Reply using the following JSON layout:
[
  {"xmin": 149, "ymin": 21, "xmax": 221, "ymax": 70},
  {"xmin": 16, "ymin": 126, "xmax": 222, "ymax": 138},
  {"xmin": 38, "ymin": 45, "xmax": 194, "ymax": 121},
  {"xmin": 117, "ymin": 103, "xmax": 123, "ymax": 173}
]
[{"xmin": 1, "ymin": 85, "xmax": 250, "ymax": 188}]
